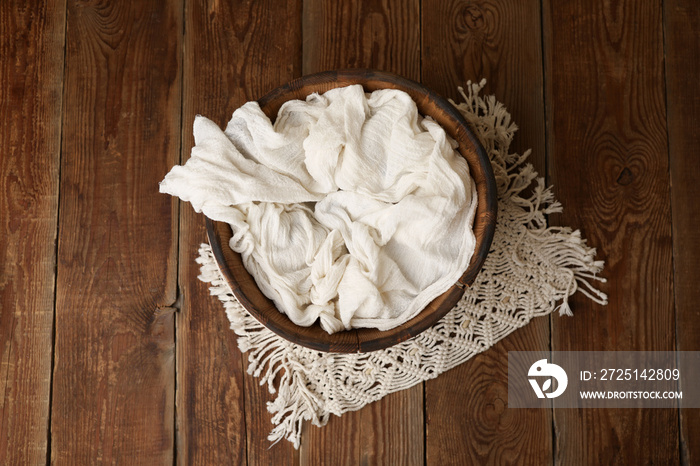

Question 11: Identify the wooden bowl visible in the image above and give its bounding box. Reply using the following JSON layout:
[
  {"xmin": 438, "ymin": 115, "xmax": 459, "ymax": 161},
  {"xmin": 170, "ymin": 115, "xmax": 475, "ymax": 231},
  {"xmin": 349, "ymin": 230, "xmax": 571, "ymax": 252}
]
[{"xmin": 206, "ymin": 69, "xmax": 497, "ymax": 353}]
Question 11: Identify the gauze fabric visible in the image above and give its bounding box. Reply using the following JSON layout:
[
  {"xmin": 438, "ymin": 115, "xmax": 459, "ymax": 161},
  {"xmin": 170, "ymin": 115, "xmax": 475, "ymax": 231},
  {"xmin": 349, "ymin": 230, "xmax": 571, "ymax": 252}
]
[{"xmin": 160, "ymin": 85, "xmax": 478, "ymax": 333}]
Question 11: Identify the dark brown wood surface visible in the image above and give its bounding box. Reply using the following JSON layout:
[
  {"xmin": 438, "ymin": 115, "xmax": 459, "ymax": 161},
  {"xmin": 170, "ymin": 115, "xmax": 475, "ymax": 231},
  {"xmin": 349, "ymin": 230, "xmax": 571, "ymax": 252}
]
[
  {"xmin": 665, "ymin": 1, "xmax": 700, "ymax": 465},
  {"xmin": 0, "ymin": 1, "xmax": 65, "ymax": 464},
  {"xmin": 177, "ymin": 2, "xmax": 248, "ymax": 463},
  {"xmin": 52, "ymin": 1, "xmax": 180, "ymax": 463},
  {"xmin": 179, "ymin": 1, "xmax": 302, "ymax": 464},
  {"xmin": 178, "ymin": 1, "xmax": 302, "ymax": 464},
  {"xmin": 422, "ymin": 0, "xmax": 547, "ymax": 172},
  {"xmin": 422, "ymin": 1, "xmax": 552, "ymax": 464},
  {"xmin": 1, "ymin": 0, "xmax": 698, "ymax": 464},
  {"xmin": 545, "ymin": 0, "xmax": 678, "ymax": 464},
  {"xmin": 176, "ymin": 1, "xmax": 249, "ymax": 464}
]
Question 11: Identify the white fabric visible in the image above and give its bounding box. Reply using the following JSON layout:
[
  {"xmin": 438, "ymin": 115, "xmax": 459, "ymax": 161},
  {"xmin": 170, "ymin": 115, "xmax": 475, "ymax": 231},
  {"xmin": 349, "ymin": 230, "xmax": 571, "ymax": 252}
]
[
  {"xmin": 195, "ymin": 80, "xmax": 608, "ymax": 449},
  {"xmin": 161, "ymin": 85, "xmax": 478, "ymax": 333}
]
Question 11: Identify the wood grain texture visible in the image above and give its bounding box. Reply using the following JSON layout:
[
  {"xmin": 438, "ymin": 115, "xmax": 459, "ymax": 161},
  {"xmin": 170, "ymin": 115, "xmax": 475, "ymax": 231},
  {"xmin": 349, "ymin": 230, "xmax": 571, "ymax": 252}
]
[
  {"xmin": 178, "ymin": 0, "xmax": 302, "ymax": 464},
  {"xmin": 665, "ymin": 1, "xmax": 700, "ymax": 464},
  {"xmin": 52, "ymin": 1, "xmax": 180, "ymax": 463},
  {"xmin": 2, "ymin": 0, "xmax": 692, "ymax": 462},
  {"xmin": 422, "ymin": 0, "xmax": 546, "ymax": 173},
  {"xmin": 358, "ymin": 388, "xmax": 424, "ymax": 465},
  {"xmin": 425, "ymin": 328, "xmax": 552, "ymax": 465},
  {"xmin": 301, "ymin": 1, "xmax": 424, "ymax": 462},
  {"xmin": 299, "ymin": 412, "xmax": 361, "ymax": 465},
  {"xmin": 544, "ymin": 0, "xmax": 677, "ymax": 464},
  {"xmin": 177, "ymin": 213, "xmax": 247, "ymax": 465},
  {"xmin": 303, "ymin": 0, "xmax": 420, "ymax": 77},
  {"xmin": 422, "ymin": 0, "xmax": 552, "ymax": 464},
  {"xmin": 0, "ymin": 1, "xmax": 65, "ymax": 464}
]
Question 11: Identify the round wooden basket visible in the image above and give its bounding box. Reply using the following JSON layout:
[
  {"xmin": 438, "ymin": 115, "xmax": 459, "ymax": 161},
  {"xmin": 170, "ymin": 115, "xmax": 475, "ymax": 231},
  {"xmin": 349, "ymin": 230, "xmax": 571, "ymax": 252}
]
[{"xmin": 206, "ymin": 69, "xmax": 497, "ymax": 353}]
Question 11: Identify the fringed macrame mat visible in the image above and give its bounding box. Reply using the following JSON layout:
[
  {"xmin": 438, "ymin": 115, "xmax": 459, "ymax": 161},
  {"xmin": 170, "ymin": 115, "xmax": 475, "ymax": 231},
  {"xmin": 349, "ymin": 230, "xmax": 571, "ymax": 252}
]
[{"xmin": 195, "ymin": 80, "xmax": 608, "ymax": 448}]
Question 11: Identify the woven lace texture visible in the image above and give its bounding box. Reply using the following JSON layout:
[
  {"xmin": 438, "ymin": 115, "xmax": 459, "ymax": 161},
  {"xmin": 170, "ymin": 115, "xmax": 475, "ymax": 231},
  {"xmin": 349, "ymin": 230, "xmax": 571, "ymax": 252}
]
[{"xmin": 196, "ymin": 80, "xmax": 608, "ymax": 448}]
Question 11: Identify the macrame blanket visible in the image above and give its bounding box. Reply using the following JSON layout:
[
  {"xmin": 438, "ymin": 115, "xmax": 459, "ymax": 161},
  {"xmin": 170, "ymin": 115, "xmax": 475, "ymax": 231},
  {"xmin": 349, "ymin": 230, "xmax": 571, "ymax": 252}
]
[
  {"xmin": 195, "ymin": 80, "xmax": 608, "ymax": 448},
  {"xmin": 161, "ymin": 85, "xmax": 478, "ymax": 334}
]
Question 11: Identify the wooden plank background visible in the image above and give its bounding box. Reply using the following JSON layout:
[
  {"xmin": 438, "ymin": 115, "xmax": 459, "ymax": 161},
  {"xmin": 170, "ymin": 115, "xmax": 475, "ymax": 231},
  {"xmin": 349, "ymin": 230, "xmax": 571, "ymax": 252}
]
[
  {"xmin": 52, "ymin": 1, "xmax": 180, "ymax": 463},
  {"xmin": 1, "ymin": 0, "xmax": 697, "ymax": 464},
  {"xmin": 544, "ymin": 0, "xmax": 680, "ymax": 463},
  {"xmin": 0, "ymin": 2, "xmax": 65, "ymax": 464},
  {"xmin": 422, "ymin": 1, "xmax": 552, "ymax": 464}
]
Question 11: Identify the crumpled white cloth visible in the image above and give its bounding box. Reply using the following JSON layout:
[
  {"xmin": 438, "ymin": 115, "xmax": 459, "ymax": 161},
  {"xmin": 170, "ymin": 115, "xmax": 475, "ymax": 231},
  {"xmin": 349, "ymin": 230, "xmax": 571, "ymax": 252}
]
[{"xmin": 160, "ymin": 84, "xmax": 478, "ymax": 333}]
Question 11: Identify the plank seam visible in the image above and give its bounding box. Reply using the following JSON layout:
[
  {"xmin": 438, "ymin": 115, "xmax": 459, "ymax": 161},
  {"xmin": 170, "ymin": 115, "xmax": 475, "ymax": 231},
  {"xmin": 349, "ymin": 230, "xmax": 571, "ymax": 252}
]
[
  {"xmin": 173, "ymin": 1, "xmax": 186, "ymax": 465},
  {"xmin": 422, "ymin": 381, "xmax": 427, "ymax": 466},
  {"xmin": 660, "ymin": 0, "xmax": 686, "ymax": 463},
  {"xmin": 419, "ymin": 0, "xmax": 423, "ymax": 85},
  {"xmin": 538, "ymin": 0, "xmax": 557, "ymax": 464},
  {"xmin": 47, "ymin": 2, "xmax": 70, "ymax": 464}
]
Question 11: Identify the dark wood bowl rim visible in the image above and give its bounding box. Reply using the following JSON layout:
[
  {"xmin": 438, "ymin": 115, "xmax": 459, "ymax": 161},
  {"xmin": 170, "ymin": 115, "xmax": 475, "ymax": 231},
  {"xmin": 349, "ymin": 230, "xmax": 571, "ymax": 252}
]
[{"xmin": 206, "ymin": 69, "xmax": 497, "ymax": 353}]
